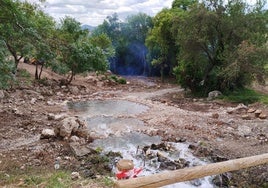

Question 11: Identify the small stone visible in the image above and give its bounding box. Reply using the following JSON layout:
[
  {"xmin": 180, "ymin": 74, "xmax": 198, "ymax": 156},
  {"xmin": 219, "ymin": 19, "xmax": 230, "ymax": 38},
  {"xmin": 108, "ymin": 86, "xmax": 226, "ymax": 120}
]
[
  {"xmin": 255, "ymin": 110, "xmax": 262, "ymax": 117},
  {"xmin": 41, "ymin": 129, "xmax": 56, "ymax": 139},
  {"xmin": 212, "ymin": 113, "xmax": 219, "ymax": 119},
  {"xmin": 242, "ymin": 114, "xmax": 251, "ymax": 120},
  {"xmin": 0, "ymin": 90, "xmax": 5, "ymax": 99},
  {"xmin": 71, "ymin": 172, "xmax": 80, "ymax": 180},
  {"xmin": 70, "ymin": 136, "xmax": 80, "ymax": 142},
  {"xmin": 247, "ymin": 108, "xmax": 256, "ymax": 113},
  {"xmin": 47, "ymin": 113, "xmax": 56, "ymax": 120},
  {"xmin": 47, "ymin": 101, "xmax": 54, "ymax": 106},
  {"xmin": 30, "ymin": 98, "xmax": 37, "ymax": 104},
  {"xmin": 259, "ymin": 113, "xmax": 267, "ymax": 119},
  {"xmin": 38, "ymin": 95, "xmax": 45, "ymax": 100}
]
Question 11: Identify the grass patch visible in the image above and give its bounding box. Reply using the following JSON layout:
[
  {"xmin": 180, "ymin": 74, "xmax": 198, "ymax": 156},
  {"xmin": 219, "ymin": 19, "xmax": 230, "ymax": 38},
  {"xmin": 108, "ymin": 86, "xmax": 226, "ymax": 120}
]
[
  {"xmin": 0, "ymin": 169, "xmax": 75, "ymax": 188},
  {"xmin": 221, "ymin": 88, "xmax": 268, "ymax": 104}
]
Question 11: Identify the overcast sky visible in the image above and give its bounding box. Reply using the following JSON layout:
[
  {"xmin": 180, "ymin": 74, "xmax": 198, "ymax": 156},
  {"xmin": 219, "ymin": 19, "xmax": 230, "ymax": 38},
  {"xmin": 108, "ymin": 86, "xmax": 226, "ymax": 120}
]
[{"xmin": 29, "ymin": 0, "xmax": 174, "ymax": 26}]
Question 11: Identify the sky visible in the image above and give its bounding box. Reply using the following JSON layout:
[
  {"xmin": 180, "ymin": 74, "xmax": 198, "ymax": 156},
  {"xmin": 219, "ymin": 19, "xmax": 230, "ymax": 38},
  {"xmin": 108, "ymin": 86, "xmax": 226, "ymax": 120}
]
[{"xmin": 28, "ymin": 0, "xmax": 174, "ymax": 26}]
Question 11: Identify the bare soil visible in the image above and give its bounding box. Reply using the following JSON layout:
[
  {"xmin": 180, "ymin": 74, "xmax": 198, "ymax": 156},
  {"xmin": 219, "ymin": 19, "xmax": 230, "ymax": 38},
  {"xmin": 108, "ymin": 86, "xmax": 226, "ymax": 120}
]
[{"xmin": 0, "ymin": 62, "xmax": 267, "ymax": 187}]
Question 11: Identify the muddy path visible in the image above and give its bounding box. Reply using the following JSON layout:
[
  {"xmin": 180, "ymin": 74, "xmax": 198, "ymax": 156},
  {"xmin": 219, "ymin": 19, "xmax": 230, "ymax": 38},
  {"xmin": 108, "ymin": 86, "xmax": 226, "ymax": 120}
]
[{"xmin": 0, "ymin": 63, "xmax": 268, "ymax": 187}]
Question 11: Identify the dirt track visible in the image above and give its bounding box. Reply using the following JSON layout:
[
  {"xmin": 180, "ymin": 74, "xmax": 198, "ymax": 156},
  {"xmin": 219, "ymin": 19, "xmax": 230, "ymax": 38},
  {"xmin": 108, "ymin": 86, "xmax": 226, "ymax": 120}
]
[{"xmin": 0, "ymin": 62, "xmax": 267, "ymax": 187}]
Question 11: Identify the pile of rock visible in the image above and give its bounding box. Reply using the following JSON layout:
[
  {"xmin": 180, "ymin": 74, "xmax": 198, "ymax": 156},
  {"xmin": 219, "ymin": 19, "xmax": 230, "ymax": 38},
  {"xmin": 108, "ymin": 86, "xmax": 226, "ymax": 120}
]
[
  {"xmin": 241, "ymin": 108, "xmax": 267, "ymax": 120},
  {"xmin": 41, "ymin": 116, "xmax": 93, "ymax": 144}
]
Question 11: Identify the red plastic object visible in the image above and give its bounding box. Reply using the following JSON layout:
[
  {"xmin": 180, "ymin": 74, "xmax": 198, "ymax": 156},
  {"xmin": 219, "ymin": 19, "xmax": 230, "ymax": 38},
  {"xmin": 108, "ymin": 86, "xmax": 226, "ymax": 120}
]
[{"xmin": 116, "ymin": 167, "xmax": 143, "ymax": 180}]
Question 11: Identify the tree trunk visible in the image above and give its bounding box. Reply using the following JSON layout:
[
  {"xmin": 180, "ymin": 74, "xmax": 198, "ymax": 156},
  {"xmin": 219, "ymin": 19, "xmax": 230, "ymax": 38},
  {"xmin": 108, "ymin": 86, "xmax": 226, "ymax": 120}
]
[
  {"xmin": 67, "ymin": 70, "xmax": 75, "ymax": 84},
  {"xmin": 38, "ymin": 63, "xmax": 44, "ymax": 79},
  {"xmin": 35, "ymin": 63, "xmax": 39, "ymax": 80}
]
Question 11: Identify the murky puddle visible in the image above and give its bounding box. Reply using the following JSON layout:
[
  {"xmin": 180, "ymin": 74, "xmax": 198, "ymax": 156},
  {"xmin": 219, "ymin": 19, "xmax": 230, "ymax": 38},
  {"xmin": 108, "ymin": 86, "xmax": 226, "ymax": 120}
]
[
  {"xmin": 67, "ymin": 99, "xmax": 149, "ymax": 117},
  {"xmin": 67, "ymin": 100, "xmax": 214, "ymax": 187}
]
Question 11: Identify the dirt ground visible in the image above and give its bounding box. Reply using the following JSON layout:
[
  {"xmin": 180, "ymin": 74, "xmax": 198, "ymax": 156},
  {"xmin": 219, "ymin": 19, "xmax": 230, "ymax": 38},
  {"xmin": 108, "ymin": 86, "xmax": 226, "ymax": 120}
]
[{"xmin": 0, "ymin": 62, "xmax": 267, "ymax": 187}]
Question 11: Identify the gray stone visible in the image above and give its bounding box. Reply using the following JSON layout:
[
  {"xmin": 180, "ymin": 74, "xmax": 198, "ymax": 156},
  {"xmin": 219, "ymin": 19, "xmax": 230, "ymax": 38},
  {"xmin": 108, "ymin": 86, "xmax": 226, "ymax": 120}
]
[
  {"xmin": 70, "ymin": 135, "xmax": 80, "ymax": 142},
  {"xmin": 30, "ymin": 98, "xmax": 37, "ymax": 104},
  {"xmin": 237, "ymin": 125, "xmax": 252, "ymax": 137},
  {"xmin": 259, "ymin": 113, "xmax": 267, "ymax": 119},
  {"xmin": 69, "ymin": 86, "xmax": 80, "ymax": 95},
  {"xmin": 0, "ymin": 90, "xmax": 5, "ymax": 99},
  {"xmin": 59, "ymin": 117, "xmax": 80, "ymax": 138},
  {"xmin": 208, "ymin": 90, "xmax": 222, "ymax": 100},
  {"xmin": 41, "ymin": 129, "xmax": 56, "ymax": 139},
  {"xmin": 69, "ymin": 142, "xmax": 94, "ymax": 157},
  {"xmin": 71, "ymin": 172, "xmax": 80, "ymax": 180}
]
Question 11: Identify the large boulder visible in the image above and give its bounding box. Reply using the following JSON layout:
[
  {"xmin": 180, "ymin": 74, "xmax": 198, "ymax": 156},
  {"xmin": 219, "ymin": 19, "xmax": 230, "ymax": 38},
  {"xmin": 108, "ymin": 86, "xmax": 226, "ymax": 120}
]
[{"xmin": 58, "ymin": 117, "xmax": 80, "ymax": 138}]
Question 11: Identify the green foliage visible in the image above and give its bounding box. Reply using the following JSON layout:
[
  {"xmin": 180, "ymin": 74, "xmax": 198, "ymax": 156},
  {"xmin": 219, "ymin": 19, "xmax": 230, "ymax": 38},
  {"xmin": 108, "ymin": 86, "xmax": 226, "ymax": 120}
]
[
  {"xmin": 221, "ymin": 88, "xmax": 268, "ymax": 104},
  {"xmin": 94, "ymin": 12, "xmax": 153, "ymax": 75},
  {"xmin": 169, "ymin": 0, "xmax": 268, "ymax": 94},
  {"xmin": 117, "ymin": 77, "xmax": 127, "ymax": 84},
  {"xmin": 109, "ymin": 75, "xmax": 127, "ymax": 84},
  {"xmin": 46, "ymin": 171, "xmax": 72, "ymax": 188},
  {"xmin": 51, "ymin": 61, "xmax": 70, "ymax": 75},
  {"xmin": 24, "ymin": 175, "xmax": 43, "ymax": 186},
  {"xmin": 0, "ymin": 46, "xmax": 15, "ymax": 89}
]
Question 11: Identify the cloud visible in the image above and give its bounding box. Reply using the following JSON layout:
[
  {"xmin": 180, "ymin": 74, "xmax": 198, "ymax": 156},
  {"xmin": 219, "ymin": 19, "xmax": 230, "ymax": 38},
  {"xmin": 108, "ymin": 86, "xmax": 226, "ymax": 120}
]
[{"xmin": 26, "ymin": 0, "xmax": 173, "ymax": 26}]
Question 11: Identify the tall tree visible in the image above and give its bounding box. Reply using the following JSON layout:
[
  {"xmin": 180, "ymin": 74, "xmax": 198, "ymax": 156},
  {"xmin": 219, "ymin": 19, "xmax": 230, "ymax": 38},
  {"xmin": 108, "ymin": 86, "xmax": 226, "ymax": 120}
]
[
  {"xmin": 173, "ymin": 0, "xmax": 268, "ymax": 93},
  {"xmin": 146, "ymin": 8, "xmax": 181, "ymax": 81},
  {"xmin": 57, "ymin": 17, "xmax": 110, "ymax": 84}
]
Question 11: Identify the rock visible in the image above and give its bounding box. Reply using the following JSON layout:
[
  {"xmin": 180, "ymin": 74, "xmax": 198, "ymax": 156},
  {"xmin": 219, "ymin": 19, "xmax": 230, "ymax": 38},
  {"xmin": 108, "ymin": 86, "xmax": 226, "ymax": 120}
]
[
  {"xmin": 30, "ymin": 98, "xmax": 37, "ymax": 104},
  {"xmin": 47, "ymin": 101, "xmax": 55, "ymax": 106},
  {"xmin": 212, "ymin": 113, "xmax": 219, "ymax": 119},
  {"xmin": 48, "ymin": 113, "xmax": 66, "ymax": 121},
  {"xmin": 188, "ymin": 144, "xmax": 198, "ymax": 150},
  {"xmin": 69, "ymin": 142, "xmax": 96, "ymax": 157},
  {"xmin": 0, "ymin": 90, "xmax": 5, "ymax": 99},
  {"xmin": 242, "ymin": 114, "xmax": 251, "ymax": 120},
  {"xmin": 247, "ymin": 108, "xmax": 256, "ymax": 113},
  {"xmin": 190, "ymin": 179, "xmax": 202, "ymax": 186},
  {"xmin": 38, "ymin": 95, "xmax": 45, "ymax": 100},
  {"xmin": 69, "ymin": 86, "xmax": 80, "ymax": 95},
  {"xmin": 71, "ymin": 172, "xmax": 80, "ymax": 180},
  {"xmin": 227, "ymin": 103, "xmax": 248, "ymax": 114},
  {"xmin": 208, "ymin": 90, "xmax": 222, "ymax": 100},
  {"xmin": 237, "ymin": 125, "xmax": 252, "ymax": 137},
  {"xmin": 259, "ymin": 113, "xmax": 267, "ymax": 119},
  {"xmin": 41, "ymin": 129, "xmax": 56, "ymax": 139},
  {"xmin": 70, "ymin": 135, "xmax": 80, "ymax": 142},
  {"xmin": 59, "ymin": 117, "xmax": 80, "ymax": 138},
  {"xmin": 212, "ymin": 173, "xmax": 232, "ymax": 187},
  {"xmin": 47, "ymin": 113, "xmax": 56, "ymax": 120},
  {"xmin": 255, "ymin": 110, "xmax": 262, "ymax": 117}
]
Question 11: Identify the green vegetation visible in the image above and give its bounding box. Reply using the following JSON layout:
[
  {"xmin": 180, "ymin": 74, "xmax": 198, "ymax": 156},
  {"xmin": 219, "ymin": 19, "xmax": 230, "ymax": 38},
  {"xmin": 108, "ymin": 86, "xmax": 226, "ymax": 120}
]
[
  {"xmin": 221, "ymin": 88, "xmax": 268, "ymax": 105},
  {"xmin": 0, "ymin": 0, "xmax": 267, "ymax": 96},
  {"xmin": 109, "ymin": 75, "xmax": 127, "ymax": 84},
  {"xmin": 0, "ymin": 169, "xmax": 100, "ymax": 188}
]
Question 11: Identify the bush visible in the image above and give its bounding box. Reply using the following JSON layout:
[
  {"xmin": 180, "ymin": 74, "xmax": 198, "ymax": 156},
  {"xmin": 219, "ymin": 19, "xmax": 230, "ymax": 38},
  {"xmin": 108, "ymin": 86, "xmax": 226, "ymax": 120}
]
[
  {"xmin": 221, "ymin": 88, "xmax": 268, "ymax": 105},
  {"xmin": 0, "ymin": 60, "xmax": 15, "ymax": 89}
]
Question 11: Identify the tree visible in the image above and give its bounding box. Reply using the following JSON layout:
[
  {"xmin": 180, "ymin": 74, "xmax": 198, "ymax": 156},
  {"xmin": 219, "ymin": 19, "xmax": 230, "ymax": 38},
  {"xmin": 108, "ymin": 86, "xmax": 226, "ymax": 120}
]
[
  {"xmin": 94, "ymin": 13, "xmax": 153, "ymax": 75},
  {"xmin": 0, "ymin": 0, "xmax": 56, "ymax": 81},
  {"xmin": 0, "ymin": 0, "xmax": 34, "ymax": 69},
  {"xmin": 146, "ymin": 8, "xmax": 181, "ymax": 81},
  {"xmin": 57, "ymin": 17, "xmax": 109, "ymax": 84},
  {"xmin": 173, "ymin": 0, "xmax": 268, "ymax": 94}
]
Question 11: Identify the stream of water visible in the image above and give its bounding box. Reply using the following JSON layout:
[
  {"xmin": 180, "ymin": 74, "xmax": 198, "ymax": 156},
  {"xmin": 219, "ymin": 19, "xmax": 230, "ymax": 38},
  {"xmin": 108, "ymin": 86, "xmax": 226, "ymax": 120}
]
[
  {"xmin": 68, "ymin": 99, "xmax": 214, "ymax": 187},
  {"xmin": 90, "ymin": 132, "xmax": 213, "ymax": 188}
]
